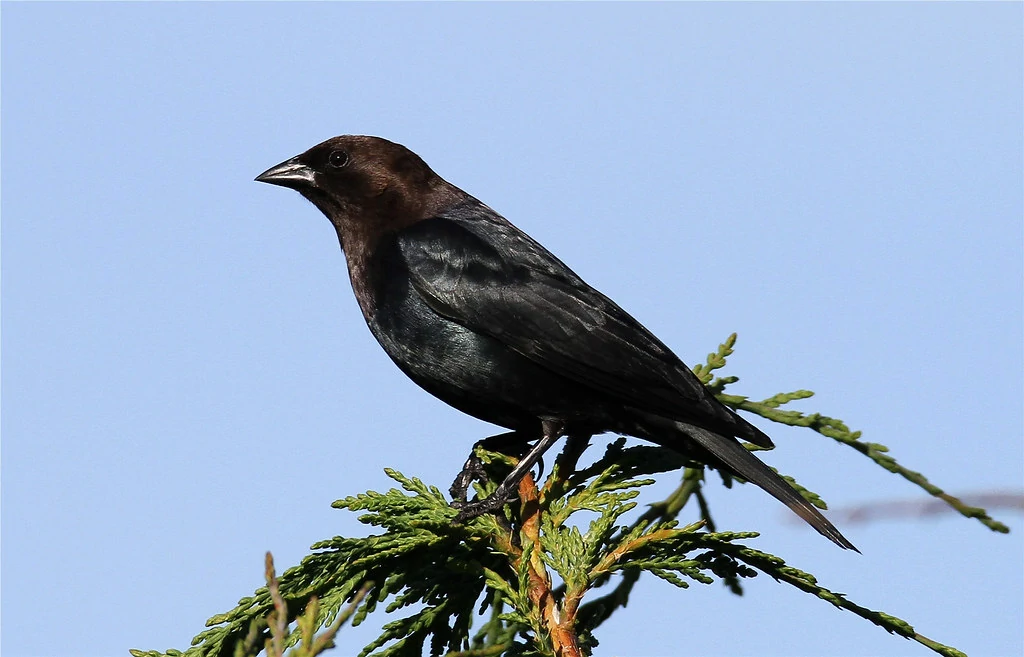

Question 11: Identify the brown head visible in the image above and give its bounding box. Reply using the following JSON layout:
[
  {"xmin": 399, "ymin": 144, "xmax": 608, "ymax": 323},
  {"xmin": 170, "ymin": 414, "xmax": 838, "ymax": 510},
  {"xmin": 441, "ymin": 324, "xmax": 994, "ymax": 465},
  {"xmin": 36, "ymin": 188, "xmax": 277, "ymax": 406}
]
[{"xmin": 255, "ymin": 135, "xmax": 464, "ymax": 250}]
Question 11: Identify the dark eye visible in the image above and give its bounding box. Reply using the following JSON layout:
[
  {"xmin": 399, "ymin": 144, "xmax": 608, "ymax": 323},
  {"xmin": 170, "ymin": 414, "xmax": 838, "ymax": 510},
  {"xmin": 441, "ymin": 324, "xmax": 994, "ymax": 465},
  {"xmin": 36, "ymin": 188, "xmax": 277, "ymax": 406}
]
[{"xmin": 328, "ymin": 150, "xmax": 349, "ymax": 168}]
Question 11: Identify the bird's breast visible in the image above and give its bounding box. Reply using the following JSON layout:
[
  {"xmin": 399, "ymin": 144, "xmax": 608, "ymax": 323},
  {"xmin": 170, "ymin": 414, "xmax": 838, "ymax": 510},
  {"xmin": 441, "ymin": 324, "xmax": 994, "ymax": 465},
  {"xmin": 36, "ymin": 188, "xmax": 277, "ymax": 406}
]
[{"xmin": 350, "ymin": 238, "xmax": 613, "ymax": 431}]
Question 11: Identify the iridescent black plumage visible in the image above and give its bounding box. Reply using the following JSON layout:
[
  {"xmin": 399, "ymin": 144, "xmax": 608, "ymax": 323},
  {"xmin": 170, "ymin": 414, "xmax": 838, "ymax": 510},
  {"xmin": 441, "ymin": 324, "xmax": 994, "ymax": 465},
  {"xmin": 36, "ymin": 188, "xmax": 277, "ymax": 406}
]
[{"xmin": 256, "ymin": 135, "xmax": 856, "ymax": 550}]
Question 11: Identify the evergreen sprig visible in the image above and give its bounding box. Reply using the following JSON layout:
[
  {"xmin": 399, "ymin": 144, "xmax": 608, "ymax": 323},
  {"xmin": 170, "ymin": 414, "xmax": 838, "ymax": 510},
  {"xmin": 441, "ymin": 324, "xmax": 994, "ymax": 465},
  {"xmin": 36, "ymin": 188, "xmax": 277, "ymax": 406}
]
[
  {"xmin": 706, "ymin": 334, "xmax": 1009, "ymax": 534},
  {"xmin": 131, "ymin": 335, "xmax": 1003, "ymax": 657}
]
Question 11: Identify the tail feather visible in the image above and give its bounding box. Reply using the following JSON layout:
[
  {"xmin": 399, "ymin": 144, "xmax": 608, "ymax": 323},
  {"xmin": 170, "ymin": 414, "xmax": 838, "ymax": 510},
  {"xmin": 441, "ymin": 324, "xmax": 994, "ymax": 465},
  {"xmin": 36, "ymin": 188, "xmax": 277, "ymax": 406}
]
[{"xmin": 681, "ymin": 423, "xmax": 858, "ymax": 551}]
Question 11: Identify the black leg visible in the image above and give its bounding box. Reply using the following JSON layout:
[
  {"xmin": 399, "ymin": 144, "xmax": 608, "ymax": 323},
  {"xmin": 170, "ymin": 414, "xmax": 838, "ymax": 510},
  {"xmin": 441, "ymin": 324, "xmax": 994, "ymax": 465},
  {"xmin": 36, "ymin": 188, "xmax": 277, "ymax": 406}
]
[{"xmin": 453, "ymin": 420, "xmax": 565, "ymax": 522}]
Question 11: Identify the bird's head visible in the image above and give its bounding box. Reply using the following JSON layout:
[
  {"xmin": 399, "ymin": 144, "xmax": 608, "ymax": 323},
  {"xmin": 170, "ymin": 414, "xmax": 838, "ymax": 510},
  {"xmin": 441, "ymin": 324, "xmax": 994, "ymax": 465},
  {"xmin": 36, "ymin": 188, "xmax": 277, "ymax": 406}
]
[{"xmin": 256, "ymin": 135, "xmax": 460, "ymax": 246}]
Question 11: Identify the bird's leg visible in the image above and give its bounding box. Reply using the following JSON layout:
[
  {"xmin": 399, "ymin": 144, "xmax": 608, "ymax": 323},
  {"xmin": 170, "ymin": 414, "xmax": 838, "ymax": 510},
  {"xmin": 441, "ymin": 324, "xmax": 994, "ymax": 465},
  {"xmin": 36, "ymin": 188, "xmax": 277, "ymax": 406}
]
[
  {"xmin": 450, "ymin": 431, "xmax": 532, "ymax": 504},
  {"xmin": 453, "ymin": 420, "xmax": 565, "ymax": 522}
]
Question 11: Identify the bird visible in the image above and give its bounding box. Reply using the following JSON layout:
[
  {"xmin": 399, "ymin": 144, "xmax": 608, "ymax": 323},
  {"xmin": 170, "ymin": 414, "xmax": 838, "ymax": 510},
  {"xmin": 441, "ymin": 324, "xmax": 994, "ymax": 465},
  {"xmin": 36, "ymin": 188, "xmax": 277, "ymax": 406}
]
[{"xmin": 255, "ymin": 135, "xmax": 857, "ymax": 550}]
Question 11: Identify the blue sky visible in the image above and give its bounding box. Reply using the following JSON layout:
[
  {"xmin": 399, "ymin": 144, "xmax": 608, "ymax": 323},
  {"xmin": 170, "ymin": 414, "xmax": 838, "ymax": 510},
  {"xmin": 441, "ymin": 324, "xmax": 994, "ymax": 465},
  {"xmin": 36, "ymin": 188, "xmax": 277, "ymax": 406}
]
[{"xmin": 2, "ymin": 3, "xmax": 1021, "ymax": 656}]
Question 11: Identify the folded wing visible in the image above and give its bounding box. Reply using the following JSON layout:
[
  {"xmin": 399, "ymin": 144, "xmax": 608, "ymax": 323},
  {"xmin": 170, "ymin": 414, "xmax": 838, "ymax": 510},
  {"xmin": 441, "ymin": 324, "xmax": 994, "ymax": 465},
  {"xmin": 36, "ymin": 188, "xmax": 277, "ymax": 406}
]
[{"xmin": 397, "ymin": 202, "xmax": 771, "ymax": 447}]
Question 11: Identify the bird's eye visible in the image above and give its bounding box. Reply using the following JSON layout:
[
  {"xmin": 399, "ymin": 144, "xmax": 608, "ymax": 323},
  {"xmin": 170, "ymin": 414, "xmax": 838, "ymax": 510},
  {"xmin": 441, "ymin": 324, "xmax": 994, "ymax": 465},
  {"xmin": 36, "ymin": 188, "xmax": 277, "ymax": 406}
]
[{"xmin": 328, "ymin": 150, "xmax": 350, "ymax": 168}]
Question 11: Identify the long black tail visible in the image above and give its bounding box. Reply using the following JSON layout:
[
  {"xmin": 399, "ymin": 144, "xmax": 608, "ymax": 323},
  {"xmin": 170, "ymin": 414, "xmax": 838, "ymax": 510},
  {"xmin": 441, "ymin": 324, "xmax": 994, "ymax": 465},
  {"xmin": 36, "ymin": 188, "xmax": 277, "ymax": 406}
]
[{"xmin": 679, "ymin": 423, "xmax": 858, "ymax": 551}]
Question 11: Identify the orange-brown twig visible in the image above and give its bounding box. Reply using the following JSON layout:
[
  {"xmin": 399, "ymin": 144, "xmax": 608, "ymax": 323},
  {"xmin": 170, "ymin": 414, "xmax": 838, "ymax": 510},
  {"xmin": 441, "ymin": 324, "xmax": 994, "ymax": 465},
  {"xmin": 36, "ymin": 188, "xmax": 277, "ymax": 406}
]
[{"xmin": 518, "ymin": 473, "xmax": 582, "ymax": 657}]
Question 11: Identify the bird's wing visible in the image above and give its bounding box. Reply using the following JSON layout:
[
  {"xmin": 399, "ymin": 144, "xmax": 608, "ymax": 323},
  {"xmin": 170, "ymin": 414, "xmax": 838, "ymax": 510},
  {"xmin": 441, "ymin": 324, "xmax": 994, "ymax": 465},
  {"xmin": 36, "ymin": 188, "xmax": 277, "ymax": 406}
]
[{"xmin": 396, "ymin": 204, "xmax": 771, "ymax": 446}]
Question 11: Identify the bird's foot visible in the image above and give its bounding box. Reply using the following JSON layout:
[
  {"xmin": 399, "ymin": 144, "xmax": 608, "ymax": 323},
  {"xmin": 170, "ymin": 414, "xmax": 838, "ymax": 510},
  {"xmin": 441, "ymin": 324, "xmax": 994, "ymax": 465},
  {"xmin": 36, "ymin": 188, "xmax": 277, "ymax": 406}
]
[
  {"xmin": 449, "ymin": 426, "xmax": 560, "ymax": 522},
  {"xmin": 452, "ymin": 486, "xmax": 519, "ymax": 522},
  {"xmin": 449, "ymin": 430, "xmax": 532, "ymax": 505},
  {"xmin": 449, "ymin": 451, "xmax": 489, "ymax": 505}
]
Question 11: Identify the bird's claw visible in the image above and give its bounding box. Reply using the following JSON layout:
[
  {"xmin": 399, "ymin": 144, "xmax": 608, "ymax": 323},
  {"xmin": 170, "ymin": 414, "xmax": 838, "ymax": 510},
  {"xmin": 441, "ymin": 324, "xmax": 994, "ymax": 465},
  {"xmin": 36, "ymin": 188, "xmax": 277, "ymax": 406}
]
[
  {"xmin": 449, "ymin": 451, "xmax": 490, "ymax": 504},
  {"xmin": 450, "ymin": 449, "xmax": 516, "ymax": 520},
  {"xmin": 451, "ymin": 488, "xmax": 519, "ymax": 522}
]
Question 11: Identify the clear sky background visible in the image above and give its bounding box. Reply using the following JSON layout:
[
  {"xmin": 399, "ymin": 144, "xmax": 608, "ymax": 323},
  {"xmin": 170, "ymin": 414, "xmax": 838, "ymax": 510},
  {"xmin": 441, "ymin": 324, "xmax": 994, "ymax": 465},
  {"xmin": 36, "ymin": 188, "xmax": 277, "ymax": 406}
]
[{"xmin": 3, "ymin": 3, "xmax": 1022, "ymax": 656}]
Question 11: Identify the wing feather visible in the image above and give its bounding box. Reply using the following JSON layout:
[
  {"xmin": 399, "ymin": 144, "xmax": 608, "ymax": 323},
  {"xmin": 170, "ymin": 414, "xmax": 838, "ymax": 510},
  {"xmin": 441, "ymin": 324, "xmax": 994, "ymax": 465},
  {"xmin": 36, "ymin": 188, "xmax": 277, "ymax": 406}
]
[{"xmin": 397, "ymin": 202, "xmax": 771, "ymax": 446}]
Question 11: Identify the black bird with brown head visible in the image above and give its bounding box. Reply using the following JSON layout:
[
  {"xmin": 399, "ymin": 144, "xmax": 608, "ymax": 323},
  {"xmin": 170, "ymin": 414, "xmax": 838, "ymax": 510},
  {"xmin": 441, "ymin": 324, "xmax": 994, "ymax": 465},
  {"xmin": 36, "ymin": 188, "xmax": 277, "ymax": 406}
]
[{"xmin": 256, "ymin": 135, "xmax": 857, "ymax": 550}]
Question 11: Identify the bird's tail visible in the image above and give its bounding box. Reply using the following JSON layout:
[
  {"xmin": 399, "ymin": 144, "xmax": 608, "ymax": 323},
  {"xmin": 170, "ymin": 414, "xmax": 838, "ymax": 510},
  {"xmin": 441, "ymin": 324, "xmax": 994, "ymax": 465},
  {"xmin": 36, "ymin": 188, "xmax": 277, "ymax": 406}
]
[{"xmin": 678, "ymin": 423, "xmax": 859, "ymax": 551}]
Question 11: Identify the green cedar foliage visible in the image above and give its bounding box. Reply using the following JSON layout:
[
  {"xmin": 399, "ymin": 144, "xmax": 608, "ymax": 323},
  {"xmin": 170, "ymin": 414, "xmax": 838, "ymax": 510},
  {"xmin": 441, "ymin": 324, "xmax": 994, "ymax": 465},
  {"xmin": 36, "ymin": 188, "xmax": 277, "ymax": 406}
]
[{"xmin": 133, "ymin": 335, "xmax": 1006, "ymax": 657}]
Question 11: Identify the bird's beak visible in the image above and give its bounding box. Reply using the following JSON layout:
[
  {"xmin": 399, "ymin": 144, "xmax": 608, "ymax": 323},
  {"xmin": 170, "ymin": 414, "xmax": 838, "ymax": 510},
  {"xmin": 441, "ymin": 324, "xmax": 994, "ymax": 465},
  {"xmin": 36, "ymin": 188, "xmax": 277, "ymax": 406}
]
[{"xmin": 255, "ymin": 156, "xmax": 316, "ymax": 189}]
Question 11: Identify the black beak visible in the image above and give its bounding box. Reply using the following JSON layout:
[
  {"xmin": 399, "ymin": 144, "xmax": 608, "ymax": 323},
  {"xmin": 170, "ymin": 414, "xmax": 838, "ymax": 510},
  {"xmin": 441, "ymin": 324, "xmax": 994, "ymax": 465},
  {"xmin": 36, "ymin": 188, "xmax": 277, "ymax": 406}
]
[{"xmin": 255, "ymin": 156, "xmax": 316, "ymax": 189}]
